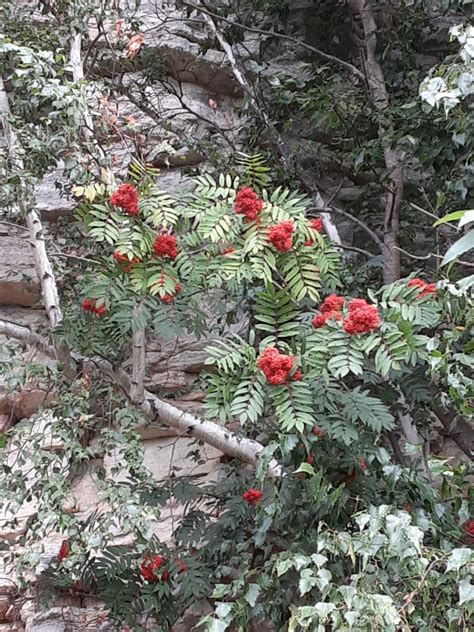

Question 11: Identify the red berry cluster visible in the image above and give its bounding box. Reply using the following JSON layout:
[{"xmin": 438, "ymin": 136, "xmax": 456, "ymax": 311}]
[
  {"xmin": 463, "ymin": 519, "xmax": 474, "ymax": 544},
  {"xmin": 234, "ymin": 187, "xmax": 263, "ymax": 222},
  {"xmin": 82, "ymin": 298, "xmax": 106, "ymax": 316},
  {"xmin": 113, "ymin": 251, "xmax": 141, "ymax": 272},
  {"xmin": 58, "ymin": 540, "xmax": 69, "ymax": 562},
  {"xmin": 110, "ymin": 183, "xmax": 139, "ymax": 216},
  {"xmin": 407, "ymin": 278, "xmax": 436, "ymax": 298},
  {"xmin": 304, "ymin": 217, "xmax": 324, "ymax": 246},
  {"xmin": 310, "ymin": 217, "xmax": 323, "ymax": 232},
  {"xmin": 268, "ymin": 220, "xmax": 294, "ymax": 252},
  {"xmin": 343, "ymin": 298, "xmax": 380, "ymax": 335},
  {"xmin": 345, "ymin": 457, "xmax": 367, "ymax": 482},
  {"xmin": 242, "ymin": 488, "xmax": 262, "ymax": 507},
  {"xmin": 153, "ymin": 234, "xmax": 177, "ymax": 259},
  {"xmin": 312, "ymin": 426, "xmax": 325, "ymax": 438},
  {"xmin": 221, "ymin": 247, "xmax": 235, "ymax": 255},
  {"xmin": 311, "ymin": 294, "xmax": 345, "ymax": 328},
  {"xmin": 256, "ymin": 347, "xmax": 295, "ymax": 385},
  {"xmin": 140, "ymin": 555, "xmax": 168, "ymax": 582}
]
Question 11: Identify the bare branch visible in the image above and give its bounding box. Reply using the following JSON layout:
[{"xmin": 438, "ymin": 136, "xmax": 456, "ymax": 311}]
[
  {"xmin": 130, "ymin": 305, "xmax": 146, "ymax": 405},
  {"xmin": 179, "ymin": 1, "xmax": 365, "ymax": 80},
  {"xmin": 0, "ymin": 75, "xmax": 63, "ymax": 330},
  {"xmin": 322, "ymin": 206, "xmax": 384, "ymax": 250},
  {"xmin": 395, "ymin": 246, "xmax": 474, "ymax": 268},
  {"xmin": 334, "ymin": 244, "xmax": 377, "ymax": 259},
  {"xmin": 0, "ymin": 320, "xmax": 58, "ymax": 360}
]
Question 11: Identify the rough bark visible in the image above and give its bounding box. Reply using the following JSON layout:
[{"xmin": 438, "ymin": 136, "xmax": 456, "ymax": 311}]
[
  {"xmin": 349, "ymin": 0, "xmax": 405, "ymax": 284},
  {"xmin": 349, "ymin": 1, "xmax": 426, "ymax": 471},
  {"xmin": 0, "ymin": 319, "xmax": 282, "ymax": 479}
]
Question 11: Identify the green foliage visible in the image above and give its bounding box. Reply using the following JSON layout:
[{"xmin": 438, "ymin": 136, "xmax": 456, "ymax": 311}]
[
  {"xmin": 235, "ymin": 151, "xmax": 272, "ymax": 189},
  {"xmin": 254, "ymin": 287, "xmax": 301, "ymax": 345}
]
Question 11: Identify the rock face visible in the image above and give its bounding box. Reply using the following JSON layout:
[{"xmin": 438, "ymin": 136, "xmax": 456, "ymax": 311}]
[{"xmin": 0, "ymin": 229, "xmax": 41, "ymax": 307}]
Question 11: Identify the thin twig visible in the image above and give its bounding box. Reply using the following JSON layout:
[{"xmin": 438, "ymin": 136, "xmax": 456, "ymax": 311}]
[
  {"xmin": 319, "ymin": 206, "xmax": 384, "ymax": 250},
  {"xmin": 0, "ymin": 221, "xmax": 29, "ymax": 232},
  {"xmin": 334, "ymin": 244, "xmax": 377, "ymax": 258},
  {"xmin": 395, "ymin": 246, "xmax": 474, "ymax": 267},
  {"xmin": 178, "ymin": 1, "xmax": 365, "ymax": 80}
]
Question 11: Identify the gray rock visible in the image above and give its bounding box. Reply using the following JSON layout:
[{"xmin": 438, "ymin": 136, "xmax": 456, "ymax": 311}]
[
  {"xmin": 24, "ymin": 607, "xmax": 100, "ymax": 631},
  {"xmin": 147, "ymin": 347, "xmax": 208, "ymax": 374},
  {"xmin": 34, "ymin": 167, "xmax": 74, "ymax": 221},
  {"xmin": 0, "ymin": 230, "xmax": 41, "ymax": 307},
  {"xmin": 146, "ymin": 370, "xmax": 197, "ymax": 391}
]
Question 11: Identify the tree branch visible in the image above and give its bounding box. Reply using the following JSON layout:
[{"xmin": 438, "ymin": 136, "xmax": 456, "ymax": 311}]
[
  {"xmin": 0, "ymin": 320, "xmax": 58, "ymax": 360},
  {"xmin": 0, "ymin": 75, "xmax": 63, "ymax": 330},
  {"xmin": 322, "ymin": 206, "xmax": 384, "ymax": 250},
  {"xmin": 130, "ymin": 305, "xmax": 146, "ymax": 405},
  {"xmin": 195, "ymin": 7, "xmax": 343, "ymax": 246},
  {"xmin": 0, "ymin": 319, "xmax": 282, "ymax": 479},
  {"xmin": 429, "ymin": 387, "xmax": 473, "ymax": 461}
]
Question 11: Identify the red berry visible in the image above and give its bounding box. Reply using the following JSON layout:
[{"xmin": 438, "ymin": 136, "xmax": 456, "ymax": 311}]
[
  {"xmin": 234, "ymin": 188, "xmax": 263, "ymax": 222},
  {"xmin": 110, "ymin": 183, "xmax": 139, "ymax": 216},
  {"xmin": 242, "ymin": 488, "xmax": 263, "ymax": 507},
  {"xmin": 153, "ymin": 234, "xmax": 177, "ymax": 259}
]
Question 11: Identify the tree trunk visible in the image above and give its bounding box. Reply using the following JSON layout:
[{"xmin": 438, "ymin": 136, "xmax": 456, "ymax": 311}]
[{"xmin": 350, "ymin": 0, "xmax": 405, "ymax": 284}]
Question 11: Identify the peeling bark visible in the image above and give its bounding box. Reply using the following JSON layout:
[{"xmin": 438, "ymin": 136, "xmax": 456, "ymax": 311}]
[{"xmin": 0, "ymin": 76, "xmax": 63, "ymax": 330}]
